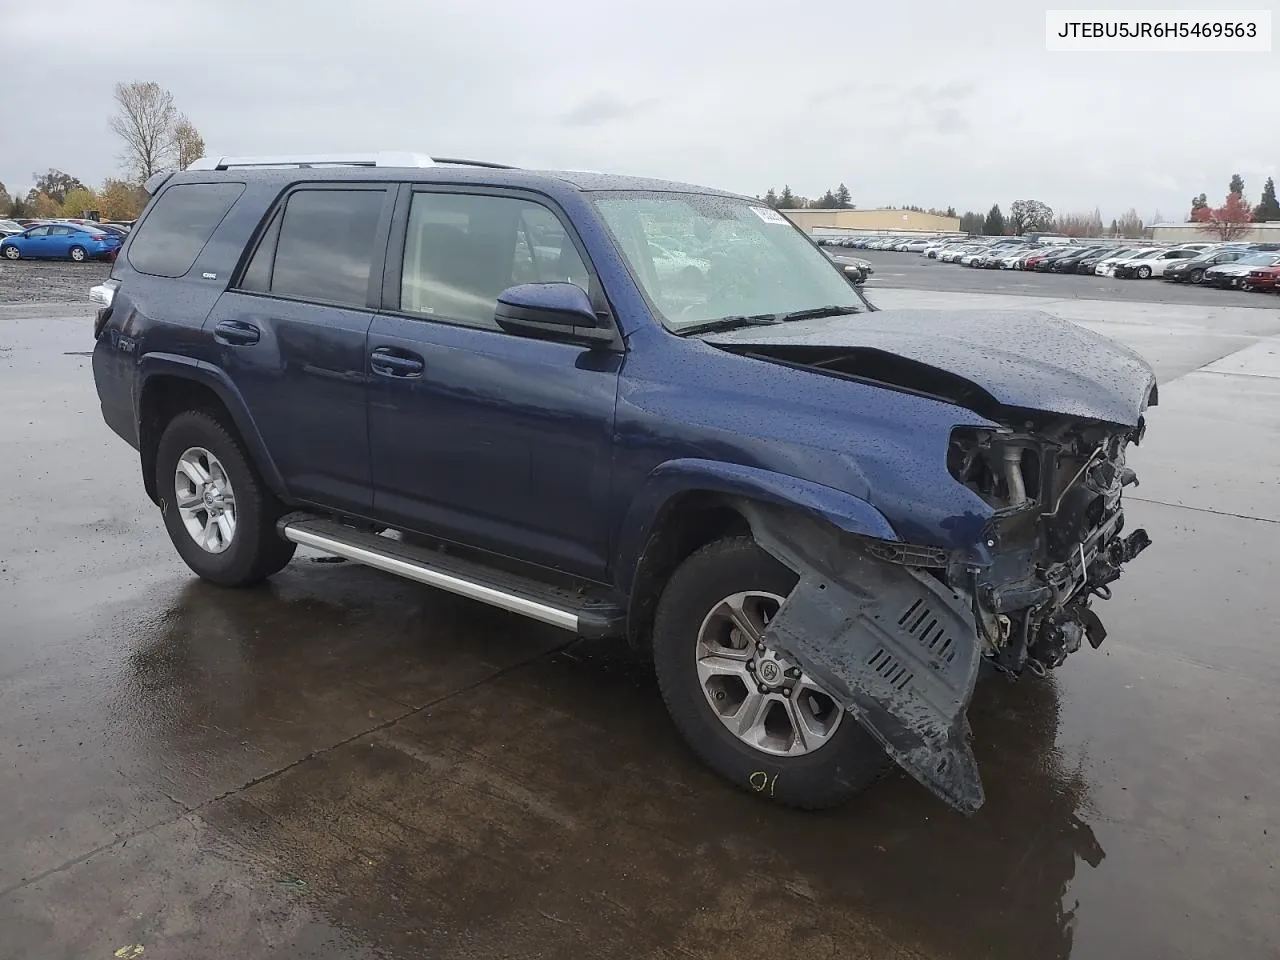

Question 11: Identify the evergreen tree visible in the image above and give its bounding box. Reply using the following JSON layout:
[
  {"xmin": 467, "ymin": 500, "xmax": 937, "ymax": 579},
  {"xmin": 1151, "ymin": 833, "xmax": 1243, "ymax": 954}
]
[
  {"xmin": 835, "ymin": 183, "xmax": 852, "ymax": 208},
  {"xmin": 1253, "ymin": 177, "xmax": 1280, "ymax": 221},
  {"xmin": 983, "ymin": 203, "xmax": 1005, "ymax": 236}
]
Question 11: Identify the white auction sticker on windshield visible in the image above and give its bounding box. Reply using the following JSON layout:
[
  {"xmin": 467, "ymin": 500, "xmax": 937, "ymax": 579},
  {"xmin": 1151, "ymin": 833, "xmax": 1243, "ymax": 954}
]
[{"xmin": 750, "ymin": 206, "xmax": 789, "ymax": 225}]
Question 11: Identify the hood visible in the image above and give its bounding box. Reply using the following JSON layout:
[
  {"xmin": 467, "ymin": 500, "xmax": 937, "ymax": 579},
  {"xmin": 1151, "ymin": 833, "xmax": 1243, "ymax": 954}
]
[{"xmin": 705, "ymin": 308, "xmax": 1157, "ymax": 426}]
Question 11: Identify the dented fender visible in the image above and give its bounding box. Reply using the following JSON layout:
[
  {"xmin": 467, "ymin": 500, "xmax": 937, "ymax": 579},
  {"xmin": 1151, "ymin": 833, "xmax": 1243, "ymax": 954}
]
[{"xmin": 740, "ymin": 501, "xmax": 985, "ymax": 814}]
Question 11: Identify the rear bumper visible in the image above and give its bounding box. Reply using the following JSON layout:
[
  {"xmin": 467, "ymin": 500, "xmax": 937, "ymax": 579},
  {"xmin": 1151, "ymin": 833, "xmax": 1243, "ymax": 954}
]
[{"xmin": 92, "ymin": 336, "xmax": 138, "ymax": 449}]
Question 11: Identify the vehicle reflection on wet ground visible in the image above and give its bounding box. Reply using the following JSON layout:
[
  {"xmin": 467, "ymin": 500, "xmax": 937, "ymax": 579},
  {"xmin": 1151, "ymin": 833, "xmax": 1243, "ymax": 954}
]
[{"xmin": 1, "ymin": 298, "xmax": 1277, "ymax": 959}]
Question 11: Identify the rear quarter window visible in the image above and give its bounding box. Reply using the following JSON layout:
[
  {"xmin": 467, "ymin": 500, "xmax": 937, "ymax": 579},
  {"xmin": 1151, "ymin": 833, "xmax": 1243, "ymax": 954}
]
[{"xmin": 128, "ymin": 182, "xmax": 245, "ymax": 277}]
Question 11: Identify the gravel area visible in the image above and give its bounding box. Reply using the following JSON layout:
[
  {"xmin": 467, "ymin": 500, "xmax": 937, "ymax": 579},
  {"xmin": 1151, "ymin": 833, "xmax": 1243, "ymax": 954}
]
[{"xmin": 0, "ymin": 260, "xmax": 112, "ymax": 305}]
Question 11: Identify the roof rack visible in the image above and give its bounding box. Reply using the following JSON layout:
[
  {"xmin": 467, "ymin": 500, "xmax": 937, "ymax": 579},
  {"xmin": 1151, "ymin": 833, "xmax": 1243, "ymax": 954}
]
[{"xmin": 186, "ymin": 153, "xmax": 515, "ymax": 171}]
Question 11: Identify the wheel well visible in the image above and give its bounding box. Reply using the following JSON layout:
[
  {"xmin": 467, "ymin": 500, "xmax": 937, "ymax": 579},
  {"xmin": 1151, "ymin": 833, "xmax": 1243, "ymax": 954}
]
[
  {"xmin": 138, "ymin": 375, "xmax": 239, "ymax": 504},
  {"xmin": 626, "ymin": 493, "xmax": 752, "ymax": 651}
]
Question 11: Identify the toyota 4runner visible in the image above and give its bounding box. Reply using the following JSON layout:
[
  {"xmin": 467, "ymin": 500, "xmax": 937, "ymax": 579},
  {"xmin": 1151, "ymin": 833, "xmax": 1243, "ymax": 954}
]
[{"xmin": 91, "ymin": 152, "xmax": 1156, "ymax": 813}]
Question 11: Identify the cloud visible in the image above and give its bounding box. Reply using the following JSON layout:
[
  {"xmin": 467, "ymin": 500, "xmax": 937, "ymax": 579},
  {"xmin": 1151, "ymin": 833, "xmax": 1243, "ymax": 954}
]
[
  {"xmin": 932, "ymin": 107, "xmax": 970, "ymax": 135},
  {"xmin": 2, "ymin": 0, "xmax": 1272, "ymax": 220},
  {"xmin": 560, "ymin": 93, "xmax": 658, "ymax": 127}
]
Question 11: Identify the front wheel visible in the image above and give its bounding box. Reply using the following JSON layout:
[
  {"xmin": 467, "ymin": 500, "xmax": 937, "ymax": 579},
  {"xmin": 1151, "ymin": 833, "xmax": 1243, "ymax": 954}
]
[
  {"xmin": 1136, "ymin": 265, "xmax": 1152, "ymax": 279},
  {"xmin": 156, "ymin": 411, "xmax": 295, "ymax": 586},
  {"xmin": 1189, "ymin": 269, "xmax": 1205, "ymax": 284},
  {"xmin": 2, "ymin": 245, "xmax": 19, "ymax": 260},
  {"xmin": 652, "ymin": 537, "xmax": 891, "ymax": 809},
  {"xmin": 69, "ymin": 245, "xmax": 87, "ymax": 262}
]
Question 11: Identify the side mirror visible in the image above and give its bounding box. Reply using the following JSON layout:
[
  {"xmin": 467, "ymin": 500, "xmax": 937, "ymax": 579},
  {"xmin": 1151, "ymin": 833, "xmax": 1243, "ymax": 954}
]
[
  {"xmin": 494, "ymin": 282, "xmax": 613, "ymax": 345},
  {"xmin": 843, "ymin": 264, "xmax": 867, "ymax": 284}
]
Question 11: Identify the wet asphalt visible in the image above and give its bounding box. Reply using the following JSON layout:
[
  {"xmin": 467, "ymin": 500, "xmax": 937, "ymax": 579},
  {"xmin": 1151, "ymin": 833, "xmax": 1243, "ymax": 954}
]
[{"xmin": 1, "ymin": 268, "xmax": 1278, "ymax": 959}]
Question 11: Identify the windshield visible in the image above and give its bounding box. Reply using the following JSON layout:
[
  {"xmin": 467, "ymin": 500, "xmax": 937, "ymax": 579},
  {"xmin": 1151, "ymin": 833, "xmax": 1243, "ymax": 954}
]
[
  {"xmin": 591, "ymin": 191, "xmax": 862, "ymax": 333},
  {"xmin": 1238, "ymin": 254, "xmax": 1280, "ymax": 266}
]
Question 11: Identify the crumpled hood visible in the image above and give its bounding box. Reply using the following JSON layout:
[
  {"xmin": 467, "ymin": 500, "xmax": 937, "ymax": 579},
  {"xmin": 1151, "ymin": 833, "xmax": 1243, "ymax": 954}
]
[{"xmin": 705, "ymin": 308, "xmax": 1157, "ymax": 426}]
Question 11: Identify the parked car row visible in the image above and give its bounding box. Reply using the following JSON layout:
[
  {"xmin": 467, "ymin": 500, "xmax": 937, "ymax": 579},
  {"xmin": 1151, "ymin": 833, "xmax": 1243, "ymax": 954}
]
[
  {"xmin": 0, "ymin": 218, "xmax": 131, "ymax": 262},
  {"xmin": 821, "ymin": 234, "xmax": 1280, "ymax": 294}
]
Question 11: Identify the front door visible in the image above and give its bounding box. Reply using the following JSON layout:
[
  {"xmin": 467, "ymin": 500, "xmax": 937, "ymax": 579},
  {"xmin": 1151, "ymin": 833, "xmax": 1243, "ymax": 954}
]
[
  {"xmin": 204, "ymin": 185, "xmax": 394, "ymax": 513},
  {"xmin": 367, "ymin": 188, "xmax": 620, "ymax": 578}
]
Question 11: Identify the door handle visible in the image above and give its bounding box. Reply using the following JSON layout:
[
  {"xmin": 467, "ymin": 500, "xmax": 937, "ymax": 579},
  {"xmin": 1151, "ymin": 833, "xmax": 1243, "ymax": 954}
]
[
  {"xmin": 370, "ymin": 347, "xmax": 424, "ymax": 378},
  {"xmin": 214, "ymin": 320, "xmax": 261, "ymax": 346}
]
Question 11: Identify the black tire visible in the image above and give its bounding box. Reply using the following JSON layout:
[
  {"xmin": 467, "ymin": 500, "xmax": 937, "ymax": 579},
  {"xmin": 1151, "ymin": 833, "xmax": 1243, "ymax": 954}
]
[
  {"xmin": 155, "ymin": 411, "xmax": 295, "ymax": 586},
  {"xmin": 1136, "ymin": 265, "xmax": 1151, "ymax": 279},
  {"xmin": 651, "ymin": 537, "xmax": 891, "ymax": 809},
  {"xmin": 2, "ymin": 245, "xmax": 19, "ymax": 260},
  {"xmin": 69, "ymin": 245, "xmax": 87, "ymax": 262},
  {"xmin": 1189, "ymin": 269, "xmax": 1205, "ymax": 284}
]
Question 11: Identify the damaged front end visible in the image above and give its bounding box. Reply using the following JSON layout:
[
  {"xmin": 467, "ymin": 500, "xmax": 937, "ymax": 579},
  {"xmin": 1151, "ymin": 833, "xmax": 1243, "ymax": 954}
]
[{"xmin": 742, "ymin": 413, "xmax": 1152, "ymax": 815}]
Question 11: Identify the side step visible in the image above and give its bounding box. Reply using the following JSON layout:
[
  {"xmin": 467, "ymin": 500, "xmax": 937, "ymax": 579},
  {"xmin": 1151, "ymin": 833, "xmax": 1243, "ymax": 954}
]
[{"xmin": 278, "ymin": 515, "xmax": 626, "ymax": 639}]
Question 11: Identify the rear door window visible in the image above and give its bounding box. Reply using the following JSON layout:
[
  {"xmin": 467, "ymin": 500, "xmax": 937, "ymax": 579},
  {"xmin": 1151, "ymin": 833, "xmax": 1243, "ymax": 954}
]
[
  {"xmin": 128, "ymin": 182, "xmax": 245, "ymax": 277},
  {"xmin": 238, "ymin": 188, "xmax": 386, "ymax": 308}
]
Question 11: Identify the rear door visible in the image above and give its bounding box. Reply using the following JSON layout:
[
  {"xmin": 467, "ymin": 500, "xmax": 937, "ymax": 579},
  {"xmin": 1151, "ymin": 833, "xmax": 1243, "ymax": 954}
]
[
  {"xmin": 366, "ymin": 186, "xmax": 620, "ymax": 578},
  {"xmin": 204, "ymin": 184, "xmax": 394, "ymax": 513},
  {"xmin": 47, "ymin": 225, "xmax": 77, "ymax": 256}
]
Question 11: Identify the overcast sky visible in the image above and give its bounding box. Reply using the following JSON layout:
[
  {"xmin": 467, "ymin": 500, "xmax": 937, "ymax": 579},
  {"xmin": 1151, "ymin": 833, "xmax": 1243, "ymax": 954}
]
[{"xmin": 3, "ymin": 0, "xmax": 1275, "ymax": 222}]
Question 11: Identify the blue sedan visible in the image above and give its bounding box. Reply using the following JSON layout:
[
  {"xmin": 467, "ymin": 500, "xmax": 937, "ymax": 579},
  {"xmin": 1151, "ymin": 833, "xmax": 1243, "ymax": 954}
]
[{"xmin": 1, "ymin": 223, "xmax": 123, "ymax": 262}]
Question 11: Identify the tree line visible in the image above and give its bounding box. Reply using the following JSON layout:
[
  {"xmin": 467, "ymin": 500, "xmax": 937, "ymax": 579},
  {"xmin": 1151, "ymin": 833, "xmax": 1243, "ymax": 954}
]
[{"xmin": 1, "ymin": 82, "xmax": 204, "ymax": 222}]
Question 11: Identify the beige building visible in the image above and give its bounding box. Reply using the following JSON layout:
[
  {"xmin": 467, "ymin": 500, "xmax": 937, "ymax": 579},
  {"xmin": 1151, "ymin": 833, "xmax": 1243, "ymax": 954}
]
[
  {"xmin": 782, "ymin": 208, "xmax": 962, "ymax": 235},
  {"xmin": 1150, "ymin": 221, "xmax": 1280, "ymax": 244}
]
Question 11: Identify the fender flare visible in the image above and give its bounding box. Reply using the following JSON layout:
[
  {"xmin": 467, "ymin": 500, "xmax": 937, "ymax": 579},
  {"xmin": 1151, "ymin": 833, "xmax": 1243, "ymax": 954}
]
[
  {"xmin": 136, "ymin": 353, "xmax": 288, "ymax": 500},
  {"xmin": 613, "ymin": 457, "xmax": 898, "ymax": 593}
]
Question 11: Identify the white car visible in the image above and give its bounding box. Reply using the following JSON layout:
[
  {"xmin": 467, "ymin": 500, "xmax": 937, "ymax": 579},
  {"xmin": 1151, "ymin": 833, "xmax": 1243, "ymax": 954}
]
[
  {"xmin": 1095, "ymin": 247, "xmax": 1159, "ymax": 276},
  {"xmin": 1116, "ymin": 248, "xmax": 1202, "ymax": 279},
  {"xmin": 903, "ymin": 238, "xmax": 932, "ymax": 252},
  {"xmin": 940, "ymin": 244, "xmax": 982, "ymax": 263},
  {"xmin": 996, "ymin": 248, "xmax": 1034, "ymax": 269}
]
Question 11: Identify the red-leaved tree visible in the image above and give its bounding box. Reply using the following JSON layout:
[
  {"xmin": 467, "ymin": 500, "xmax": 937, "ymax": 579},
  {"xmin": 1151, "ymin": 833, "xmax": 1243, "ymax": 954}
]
[{"xmin": 1194, "ymin": 192, "xmax": 1254, "ymax": 241}]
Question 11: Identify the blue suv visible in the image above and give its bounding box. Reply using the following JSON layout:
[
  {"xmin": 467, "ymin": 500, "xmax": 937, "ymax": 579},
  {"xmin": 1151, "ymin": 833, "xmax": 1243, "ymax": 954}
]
[{"xmin": 91, "ymin": 153, "xmax": 1156, "ymax": 813}]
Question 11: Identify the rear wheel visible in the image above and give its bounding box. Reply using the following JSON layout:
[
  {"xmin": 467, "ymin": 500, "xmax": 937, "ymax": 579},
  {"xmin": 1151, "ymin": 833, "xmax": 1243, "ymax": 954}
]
[
  {"xmin": 156, "ymin": 411, "xmax": 295, "ymax": 586},
  {"xmin": 652, "ymin": 537, "xmax": 891, "ymax": 809},
  {"xmin": 69, "ymin": 245, "xmax": 87, "ymax": 262}
]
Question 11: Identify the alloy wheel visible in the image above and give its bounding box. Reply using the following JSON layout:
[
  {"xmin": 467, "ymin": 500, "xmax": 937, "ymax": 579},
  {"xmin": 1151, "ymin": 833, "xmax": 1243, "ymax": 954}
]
[
  {"xmin": 174, "ymin": 446, "xmax": 237, "ymax": 554},
  {"xmin": 695, "ymin": 591, "xmax": 843, "ymax": 757}
]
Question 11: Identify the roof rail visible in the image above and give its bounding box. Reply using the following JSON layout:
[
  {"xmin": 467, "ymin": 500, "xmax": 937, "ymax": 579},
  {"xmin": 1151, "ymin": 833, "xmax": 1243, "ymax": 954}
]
[
  {"xmin": 186, "ymin": 153, "xmax": 515, "ymax": 171},
  {"xmin": 432, "ymin": 157, "xmax": 517, "ymax": 170}
]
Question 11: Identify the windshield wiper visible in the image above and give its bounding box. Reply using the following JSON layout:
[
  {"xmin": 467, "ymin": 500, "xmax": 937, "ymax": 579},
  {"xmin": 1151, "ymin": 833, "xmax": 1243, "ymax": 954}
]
[
  {"xmin": 771, "ymin": 305, "xmax": 858, "ymax": 322},
  {"xmin": 675, "ymin": 314, "xmax": 783, "ymax": 336}
]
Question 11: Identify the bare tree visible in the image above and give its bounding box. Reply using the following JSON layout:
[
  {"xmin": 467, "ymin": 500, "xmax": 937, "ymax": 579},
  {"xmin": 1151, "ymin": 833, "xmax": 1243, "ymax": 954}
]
[
  {"xmin": 173, "ymin": 115, "xmax": 206, "ymax": 170},
  {"xmin": 1116, "ymin": 208, "xmax": 1145, "ymax": 239},
  {"xmin": 109, "ymin": 81, "xmax": 178, "ymax": 181}
]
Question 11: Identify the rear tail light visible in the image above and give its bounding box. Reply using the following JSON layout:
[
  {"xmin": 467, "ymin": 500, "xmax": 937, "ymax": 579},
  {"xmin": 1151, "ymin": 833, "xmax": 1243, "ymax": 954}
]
[{"xmin": 89, "ymin": 280, "xmax": 119, "ymax": 309}]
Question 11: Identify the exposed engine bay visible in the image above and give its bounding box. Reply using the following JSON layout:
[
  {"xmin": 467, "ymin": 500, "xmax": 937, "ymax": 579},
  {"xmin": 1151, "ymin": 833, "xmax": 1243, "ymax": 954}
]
[
  {"xmin": 946, "ymin": 413, "xmax": 1152, "ymax": 676},
  {"xmin": 706, "ymin": 316, "xmax": 1158, "ymax": 814}
]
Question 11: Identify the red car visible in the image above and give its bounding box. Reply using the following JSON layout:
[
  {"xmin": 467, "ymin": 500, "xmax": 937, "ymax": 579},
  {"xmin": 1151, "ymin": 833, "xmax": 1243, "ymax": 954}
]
[{"xmin": 1242, "ymin": 265, "xmax": 1280, "ymax": 292}]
